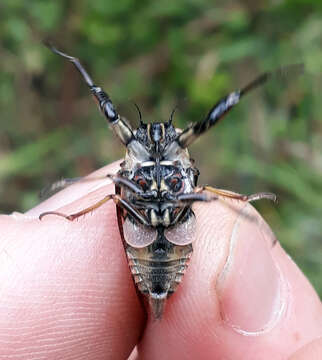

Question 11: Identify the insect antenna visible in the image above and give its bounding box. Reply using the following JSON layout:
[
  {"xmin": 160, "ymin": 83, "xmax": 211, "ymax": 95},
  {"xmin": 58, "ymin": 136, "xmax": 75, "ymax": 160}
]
[
  {"xmin": 177, "ymin": 63, "xmax": 304, "ymax": 148},
  {"xmin": 240, "ymin": 63, "xmax": 304, "ymax": 97},
  {"xmin": 168, "ymin": 105, "xmax": 178, "ymax": 125},
  {"xmin": 132, "ymin": 102, "xmax": 144, "ymax": 125},
  {"xmin": 44, "ymin": 41, "xmax": 134, "ymax": 145},
  {"xmin": 44, "ymin": 41, "xmax": 95, "ymax": 87}
]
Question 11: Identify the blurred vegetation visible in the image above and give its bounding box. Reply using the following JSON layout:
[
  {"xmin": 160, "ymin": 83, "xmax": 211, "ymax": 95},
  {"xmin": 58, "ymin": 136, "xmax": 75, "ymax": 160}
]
[{"xmin": 1, "ymin": 1, "xmax": 322, "ymax": 294}]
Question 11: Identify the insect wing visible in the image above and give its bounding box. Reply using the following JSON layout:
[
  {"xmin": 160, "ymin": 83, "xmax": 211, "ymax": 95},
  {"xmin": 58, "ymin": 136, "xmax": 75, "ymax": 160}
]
[
  {"xmin": 164, "ymin": 213, "xmax": 196, "ymax": 245},
  {"xmin": 123, "ymin": 217, "xmax": 156, "ymax": 248}
]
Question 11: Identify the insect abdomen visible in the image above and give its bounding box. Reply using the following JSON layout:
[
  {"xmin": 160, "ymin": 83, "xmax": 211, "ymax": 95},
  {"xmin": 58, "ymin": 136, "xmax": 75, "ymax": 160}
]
[{"xmin": 126, "ymin": 241, "xmax": 193, "ymax": 319}]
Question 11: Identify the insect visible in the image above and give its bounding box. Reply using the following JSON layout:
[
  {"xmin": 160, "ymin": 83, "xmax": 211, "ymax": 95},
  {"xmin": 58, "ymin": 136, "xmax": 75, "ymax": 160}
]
[{"xmin": 39, "ymin": 43, "xmax": 302, "ymax": 319}]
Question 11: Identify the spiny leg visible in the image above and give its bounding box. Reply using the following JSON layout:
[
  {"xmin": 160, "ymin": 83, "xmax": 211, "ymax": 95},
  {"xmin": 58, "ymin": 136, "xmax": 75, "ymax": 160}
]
[
  {"xmin": 39, "ymin": 194, "xmax": 115, "ymax": 221},
  {"xmin": 198, "ymin": 186, "xmax": 278, "ymax": 246},
  {"xmin": 39, "ymin": 194, "xmax": 150, "ymax": 225},
  {"xmin": 177, "ymin": 64, "xmax": 304, "ymax": 148},
  {"xmin": 44, "ymin": 42, "xmax": 134, "ymax": 145},
  {"xmin": 196, "ymin": 186, "xmax": 277, "ymax": 203}
]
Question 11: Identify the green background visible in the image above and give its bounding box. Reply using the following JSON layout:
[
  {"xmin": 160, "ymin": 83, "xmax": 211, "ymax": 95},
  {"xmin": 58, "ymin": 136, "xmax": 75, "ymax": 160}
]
[{"xmin": 1, "ymin": 1, "xmax": 322, "ymax": 294}]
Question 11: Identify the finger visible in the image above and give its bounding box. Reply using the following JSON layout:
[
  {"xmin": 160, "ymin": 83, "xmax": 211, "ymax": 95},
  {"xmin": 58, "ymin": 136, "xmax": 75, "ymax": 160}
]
[
  {"xmin": 137, "ymin": 199, "xmax": 322, "ymax": 360},
  {"xmin": 24, "ymin": 161, "xmax": 121, "ymax": 217},
  {"xmin": 0, "ymin": 161, "xmax": 145, "ymax": 360},
  {"xmin": 288, "ymin": 337, "xmax": 322, "ymax": 360}
]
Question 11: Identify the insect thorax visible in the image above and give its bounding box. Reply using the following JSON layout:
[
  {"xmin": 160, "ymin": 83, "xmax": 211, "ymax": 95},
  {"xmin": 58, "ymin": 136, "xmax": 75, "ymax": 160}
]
[{"xmin": 120, "ymin": 122, "xmax": 197, "ymax": 227}]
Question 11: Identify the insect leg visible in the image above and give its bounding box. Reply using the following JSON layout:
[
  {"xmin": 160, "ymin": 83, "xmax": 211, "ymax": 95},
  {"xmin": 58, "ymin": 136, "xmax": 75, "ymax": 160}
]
[
  {"xmin": 107, "ymin": 174, "xmax": 159, "ymax": 199},
  {"xmin": 40, "ymin": 177, "xmax": 83, "ymax": 199},
  {"xmin": 39, "ymin": 194, "xmax": 115, "ymax": 220},
  {"xmin": 175, "ymin": 192, "xmax": 217, "ymax": 203},
  {"xmin": 196, "ymin": 186, "xmax": 277, "ymax": 203},
  {"xmin": 107, "ymin": 175, "xmax": 144, "ymax": 195},
  {"xmin": 177, "ymin": 64, "xmax": 304, "ymax": 148},
  {"xmin": 44, "ymin": 42, "xmax": 134, "ymax": 146},
  {"xmin": 39, "ymin": 194, "xmax": 150, "ymax": 225}
]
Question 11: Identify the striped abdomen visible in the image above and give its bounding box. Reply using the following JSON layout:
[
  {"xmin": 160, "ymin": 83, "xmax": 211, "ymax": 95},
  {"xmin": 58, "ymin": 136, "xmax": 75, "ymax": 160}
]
[{"xmin": 126, "ymin": 239, "xmax": 193, "ymax": 319}]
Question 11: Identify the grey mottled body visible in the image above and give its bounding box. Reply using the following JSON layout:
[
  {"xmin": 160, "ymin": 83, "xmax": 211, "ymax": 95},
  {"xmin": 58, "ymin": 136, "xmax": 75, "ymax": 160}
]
[
  {"xmin": 126, "ymin": 239, "xmax": 192, "ymax": 319},
  {"xmin": 116, "ymin": 124, "xmax": 198, "ymax": 319}
]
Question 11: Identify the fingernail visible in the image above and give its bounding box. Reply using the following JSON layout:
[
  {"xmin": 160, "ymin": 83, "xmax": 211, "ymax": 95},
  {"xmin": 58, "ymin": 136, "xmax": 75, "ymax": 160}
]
[{"xmin": 217, "ymin": 205, "xmax": 286, "ymax": 335}]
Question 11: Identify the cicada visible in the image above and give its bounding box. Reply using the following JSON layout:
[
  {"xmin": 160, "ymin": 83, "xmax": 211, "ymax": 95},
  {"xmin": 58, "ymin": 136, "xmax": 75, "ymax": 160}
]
[{"xmin": 39, "ymin": 44, "xmax": 302, "ymax": 319}]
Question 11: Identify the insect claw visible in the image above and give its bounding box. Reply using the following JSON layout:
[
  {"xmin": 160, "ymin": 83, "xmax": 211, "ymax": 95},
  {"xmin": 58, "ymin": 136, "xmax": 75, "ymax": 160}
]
[{"xmin": 247, "ymin": 192, "xmax": 277, "ymax": 203}]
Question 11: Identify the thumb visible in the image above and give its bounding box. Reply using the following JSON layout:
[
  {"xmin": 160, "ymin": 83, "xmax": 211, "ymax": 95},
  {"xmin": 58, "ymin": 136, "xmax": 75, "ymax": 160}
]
[
  {"xmin": 288, "ymin": 338, "xmax": 322, "ymax": 360},
  {"xmin": 137, "ymin": 199, "xmax": 322, "ymax": 360}
]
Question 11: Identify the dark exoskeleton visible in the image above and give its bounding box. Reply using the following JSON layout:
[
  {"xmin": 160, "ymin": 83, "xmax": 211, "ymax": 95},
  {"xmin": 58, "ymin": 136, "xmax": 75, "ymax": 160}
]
[{"xmin": 39, "ymin": 44, "xmax": 303, "ymax": 319}]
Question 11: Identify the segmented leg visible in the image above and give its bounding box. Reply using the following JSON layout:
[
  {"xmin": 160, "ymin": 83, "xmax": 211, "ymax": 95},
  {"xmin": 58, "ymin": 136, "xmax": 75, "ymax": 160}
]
[
  {"xmin": 107, "ymin": 174, "xmax": 161, "ymax": 199},
  {"xmin": 196, "ymin": 186, "xmax": 277, "ymax": 203},
  {"xmin": 107, "ymin": 174, "xmax": 144, "ymax": 195},
  {"xmin": 176, "ymin": 192, "xmax": 217, "ymax": 203},
  {"xmin": 39, "ymin": 194, "xmax": 150, "ymax": 225}
]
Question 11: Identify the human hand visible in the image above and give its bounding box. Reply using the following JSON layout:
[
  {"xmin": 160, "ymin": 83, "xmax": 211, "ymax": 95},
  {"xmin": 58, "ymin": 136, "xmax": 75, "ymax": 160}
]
[{"xmin": 1, "ymin": 161, "xmax": 321, "ymax": 360}]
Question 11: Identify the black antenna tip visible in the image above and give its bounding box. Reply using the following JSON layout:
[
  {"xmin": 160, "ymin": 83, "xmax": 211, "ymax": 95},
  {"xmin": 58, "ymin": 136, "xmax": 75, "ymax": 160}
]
[
  {"xmin": 43, "ymin": 39, "xmax": 58, "ymax": 53},
  {"xmin": 240, "ymin": 63, "xmax": 305, "ymax": 97},
  {"xmin": 168, "ymin": 105, "xmax": 178, "ymax": 125},
  {"xmin": 42, "ymin": 40, "xmax": 77, "ymax": 62},
  {"xmin": 42, "ymin": 37, "xmax": 52, "ymax": 47},
  {"xmin": 132, "ymin": 102, "xmax": 143, "ymax": 125}
]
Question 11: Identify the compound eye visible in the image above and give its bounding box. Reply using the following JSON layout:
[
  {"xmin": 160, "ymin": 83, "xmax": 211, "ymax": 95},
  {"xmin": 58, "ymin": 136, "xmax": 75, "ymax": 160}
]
[
  {"xmin": 135, "ymin": 177, "xmax": 149, "ymax": 191},
  {"xmin": 169, "ymin": 177, "xmax": 183, "ymax": 193}
]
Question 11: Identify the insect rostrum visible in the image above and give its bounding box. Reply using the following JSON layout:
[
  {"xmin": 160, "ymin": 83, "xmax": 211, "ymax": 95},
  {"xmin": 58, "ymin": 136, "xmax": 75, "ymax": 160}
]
[{"xmin": 39, "ymin": 43, "xmax": 302, "ymax": 319}]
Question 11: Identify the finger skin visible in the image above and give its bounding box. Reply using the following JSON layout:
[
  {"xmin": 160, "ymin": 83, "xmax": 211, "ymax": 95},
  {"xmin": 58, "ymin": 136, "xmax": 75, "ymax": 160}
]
[
  {"xmin": 288, "ymin": 337, "xmax": 322, "ymax": 360},
  {"xmin": 0, "ymin": 162, "xmax": 145, "ymax": 360},
  {"xmin": 25, "ymin": 161, "xmax": 122, "ymax": 217},
  {"xmin": 137, "ymin": 200, "xmax": 322, "ymax": 360},
  {"xmin": 3, "ymin": 161, "xmax": 322, "ymax": 360}
]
